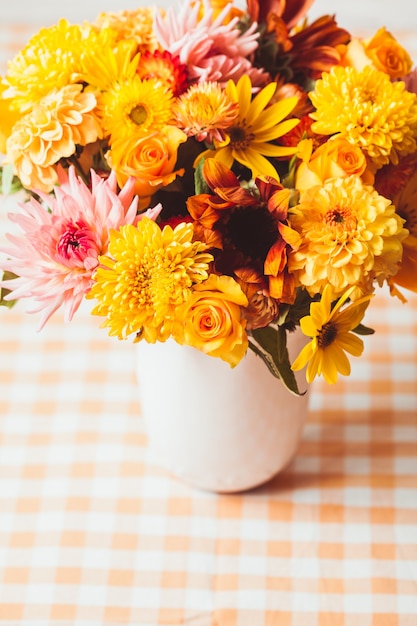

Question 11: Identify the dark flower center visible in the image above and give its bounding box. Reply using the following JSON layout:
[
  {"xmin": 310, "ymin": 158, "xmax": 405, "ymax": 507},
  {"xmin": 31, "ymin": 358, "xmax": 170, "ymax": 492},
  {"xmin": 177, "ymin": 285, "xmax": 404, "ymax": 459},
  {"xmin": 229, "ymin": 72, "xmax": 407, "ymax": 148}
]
[
  {"xmin": 130, "ymin": 105, "xmax": 148, "ymax": 126},
  {"xmin": 325, "ymin": 205, "xmax": 357, "ymax": 231},
  {"xmin": 228, "ymin": 125, "xmax": 254, "ymax": 150},
  {"xmin": 56, "ymin": 220, "xmax": 99, "ymax": 266},
  {"xmin": 221, "ymin": 206, "xmax": 278, "ymax": 262},
  {"xmin": 317, "ymin": 322, "xmax": 337, "ymax": 348}
]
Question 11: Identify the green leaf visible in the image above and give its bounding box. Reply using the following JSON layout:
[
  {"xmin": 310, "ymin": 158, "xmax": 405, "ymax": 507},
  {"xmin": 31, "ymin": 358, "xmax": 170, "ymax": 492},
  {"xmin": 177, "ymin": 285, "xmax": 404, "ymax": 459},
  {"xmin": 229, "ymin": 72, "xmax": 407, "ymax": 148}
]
[
  {"xmin": 0, "ymin": 271, "xmax": 18, "ymax": 309},
  {"xmin": 353, "ymin": 322, "xmax": 375, "ymax": 336},
  {"xmin": 248, "ymin": 338, "xmax": 283, "ymax": 380},
  {"xmin": 0, "ymin": 164, "xmax": 22, "ymax": 195},
  {"xmin": 283, "ymin": 288, "xmax": 314, "ymax": 327},
  {"xmin": 249, "ymin": 325, "xmax": 305, "ymax": 396},
  {"xmin": 194, "ymin": 156, "xmax": 210, "ymax": 195}
]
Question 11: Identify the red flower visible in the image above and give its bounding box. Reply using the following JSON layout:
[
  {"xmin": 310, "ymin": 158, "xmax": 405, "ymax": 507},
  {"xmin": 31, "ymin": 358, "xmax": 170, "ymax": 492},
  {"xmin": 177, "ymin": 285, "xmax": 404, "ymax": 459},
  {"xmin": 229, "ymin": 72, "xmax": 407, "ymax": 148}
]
[{"xmin": 136, "ymin": 49, "xmax": 189, "ymax": 96}]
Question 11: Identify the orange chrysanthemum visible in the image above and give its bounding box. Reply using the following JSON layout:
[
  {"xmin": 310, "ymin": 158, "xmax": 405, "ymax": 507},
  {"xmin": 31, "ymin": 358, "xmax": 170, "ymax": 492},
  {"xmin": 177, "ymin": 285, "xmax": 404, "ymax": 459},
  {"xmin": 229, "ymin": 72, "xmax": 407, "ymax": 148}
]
[
  {"xmin": 95, "ymin": 8, "xmax": 159, "ymax": 52},
  {"xmin": 173, "ymin": 81, "xmax": 238, "ymax": 142}
]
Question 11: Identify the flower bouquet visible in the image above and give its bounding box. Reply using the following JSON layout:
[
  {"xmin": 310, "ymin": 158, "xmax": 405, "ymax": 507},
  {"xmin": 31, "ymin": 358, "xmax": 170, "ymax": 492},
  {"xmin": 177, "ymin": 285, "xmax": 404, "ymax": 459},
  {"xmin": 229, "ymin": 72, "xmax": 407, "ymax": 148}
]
[{"xmin": 1, "ymin": 0, "xmax": 417, "ymax": 397}]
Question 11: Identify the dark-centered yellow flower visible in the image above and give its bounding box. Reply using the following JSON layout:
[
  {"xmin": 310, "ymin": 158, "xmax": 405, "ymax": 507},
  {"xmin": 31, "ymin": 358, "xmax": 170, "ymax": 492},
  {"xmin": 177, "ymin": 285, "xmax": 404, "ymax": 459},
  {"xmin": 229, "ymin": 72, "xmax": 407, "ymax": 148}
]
[
  {"xmin": 199, "ymin": 74, "xmax": 300, "ymax": 180},
  {"xmin": 291, "ymin": 284, "xmax": 373, "ymax": 384}
]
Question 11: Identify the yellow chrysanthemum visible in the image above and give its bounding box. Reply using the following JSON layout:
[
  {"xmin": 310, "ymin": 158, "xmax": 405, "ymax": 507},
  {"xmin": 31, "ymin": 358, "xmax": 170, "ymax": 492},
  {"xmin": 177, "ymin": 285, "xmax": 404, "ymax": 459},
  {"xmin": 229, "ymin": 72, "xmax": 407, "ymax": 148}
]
[
  {"xmin": 0, "ymin": 81, "xmax": 21, "ymax": 153},
  {"xmin": 288, "ymin": 176, "xmax": 407, "ymax": 298},
  {"xmin": 291, "ymin": 284, "xmax": 373, "ymax": 384},
  {"xmin": 97, "ymin": 76, "xmax": 174, "ymax": 143},
  {"xmin": 88, "ymin": 218, "xmax": 214, "ymax": 343},
  {"xmin": 3, "ymin": 19, "xmax": 108, "ymax": 112},
  {"xmin": 173, "ymin": 81, "xmax": 239, "ymax": 142},
  {"xmin": 79, "ymin": 39, "xmax": 139, "ymax": 93},
  {"xmin": 199, "ymin": 74, "xmax": 300, "ymax": 179},
  {"xmin": 95, "ymin": 8, "xmax": 159, "ymax": 52},
  {"xmin": 6, "ymin": 85, "xmax": 101, "ymax": 192},
  {"xmin": 310, "ymin": 65, "xmax": 417, "ymax": 168}
]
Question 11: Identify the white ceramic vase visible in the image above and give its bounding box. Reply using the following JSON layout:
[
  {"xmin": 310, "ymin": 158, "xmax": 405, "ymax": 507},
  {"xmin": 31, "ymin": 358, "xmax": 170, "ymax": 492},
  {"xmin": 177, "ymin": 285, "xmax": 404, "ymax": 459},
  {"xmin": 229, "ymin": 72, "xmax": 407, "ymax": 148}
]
[{"xmin": 135, "ymin": 329, "xmax": 310, "ymax": 493}]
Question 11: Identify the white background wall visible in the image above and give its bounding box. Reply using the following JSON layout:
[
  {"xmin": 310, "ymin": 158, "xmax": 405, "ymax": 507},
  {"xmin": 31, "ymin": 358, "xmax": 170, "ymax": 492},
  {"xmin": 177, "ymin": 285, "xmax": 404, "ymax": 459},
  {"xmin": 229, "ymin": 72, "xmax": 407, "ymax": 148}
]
[
  {"xmin": 0, "ymin": 1, "xmax": 416, "ymax": 67},
  {"xmin": 0, "ymin": 0, "xmax": 415, "ymax": 31}
]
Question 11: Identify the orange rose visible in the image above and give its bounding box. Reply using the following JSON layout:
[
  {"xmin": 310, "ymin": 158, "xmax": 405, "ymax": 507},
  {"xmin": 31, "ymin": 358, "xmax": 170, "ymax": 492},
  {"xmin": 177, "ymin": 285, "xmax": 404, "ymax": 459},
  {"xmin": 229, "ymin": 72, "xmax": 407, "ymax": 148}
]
[
  {"xmin": 341, "ymin": 28, "xmax": 412, "ymax": 80},
  {"xmin": 174, "ymin": 274, "xmax": 249, "ymax": 367},
  {"xmin": 107, "ymin": 125, "xmax": 187, "ymax": 210},
  {"xmin": 295, "ymin": 137, "xmax": 370, "ymax": 190},
  {"xmin": 364, "ymin": 27, "xmax": 412, "ymax": 79}
]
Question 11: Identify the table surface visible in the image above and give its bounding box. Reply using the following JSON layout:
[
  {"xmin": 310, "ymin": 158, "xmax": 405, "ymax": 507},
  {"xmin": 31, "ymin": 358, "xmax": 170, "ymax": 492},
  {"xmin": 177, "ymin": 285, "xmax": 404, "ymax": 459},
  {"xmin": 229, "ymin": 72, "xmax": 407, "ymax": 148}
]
[{"xmin": 0, "ymin": 3, "xmax": 417, "ymax": 625}]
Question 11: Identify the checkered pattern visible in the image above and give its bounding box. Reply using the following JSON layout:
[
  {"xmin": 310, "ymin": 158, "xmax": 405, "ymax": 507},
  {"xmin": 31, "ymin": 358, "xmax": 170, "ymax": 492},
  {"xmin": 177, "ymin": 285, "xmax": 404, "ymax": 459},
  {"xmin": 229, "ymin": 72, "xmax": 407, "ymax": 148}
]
[
  {"xmin": 1, "ymin": 7, "xmax": 417, "ymax": 625},
  {"xmin": 1, "ymin": 278, "xmax": 416, "ymax": 626}
]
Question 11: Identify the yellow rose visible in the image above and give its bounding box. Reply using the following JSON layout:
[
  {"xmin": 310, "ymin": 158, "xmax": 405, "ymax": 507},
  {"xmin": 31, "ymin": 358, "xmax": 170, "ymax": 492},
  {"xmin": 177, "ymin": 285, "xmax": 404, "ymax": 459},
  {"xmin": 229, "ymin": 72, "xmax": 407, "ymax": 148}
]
[
  {"xmin": 296, "ymin": 137, "xmax": 369, "ymax": 191},
  {"xmin": 107, "ymin": 125, "xmax": 187, "ymax": 210},
  {"xmin": 364, "ymin": 27, "xmax": 412, "ymax": 79},
  {"xmin": 174, "ymin": 274, "xmax": 249, "ymax": 367}
]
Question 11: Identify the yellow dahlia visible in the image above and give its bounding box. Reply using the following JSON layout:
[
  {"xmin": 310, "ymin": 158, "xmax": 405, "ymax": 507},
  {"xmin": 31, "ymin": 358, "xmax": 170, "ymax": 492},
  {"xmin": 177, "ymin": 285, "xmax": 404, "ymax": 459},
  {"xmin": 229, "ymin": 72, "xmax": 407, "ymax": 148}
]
[
  {"xmin": 94, "ymin": 8, "xmax": 159, "ymax": 52},
  {"xmin": 291, "ymin": 284, "xmax": 373, "ymax": 384},
  {"xmin": 97, "ymin": 76, "xmax": 174, "ymax": 143},
  {"xmin": 172, "ymin": 81, "xmax": 239, "ymax": 142},
  {"xmin": 309, "ymin": 65, "xmax": 417, "ymax": 168},
  {"xmin": 6, "ymin": 85, "xmax": 101, "ymax": 192},
  {"xmin": 199, "ymin": 74, "xmax": 300, "ymax": 179},
  {"xmin": 88, "ymin": 218, "xmax": 213, "ymax": 343},
  {"xmin": 288, "ymin": 176, "xmax": 407, "ymax": 298},
  {"xmin": 3, "ymin": 20, "xmax": 105, "ymax": 112}
]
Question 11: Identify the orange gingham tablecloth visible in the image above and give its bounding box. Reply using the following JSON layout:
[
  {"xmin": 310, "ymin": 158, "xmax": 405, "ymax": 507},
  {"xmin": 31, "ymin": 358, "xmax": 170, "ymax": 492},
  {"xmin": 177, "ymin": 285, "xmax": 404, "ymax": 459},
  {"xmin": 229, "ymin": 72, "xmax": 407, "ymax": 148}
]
[
  {"xmin": 1, "ymin": 18, "xmax": 417, "ymax": 626},
  {"xmin": 0, "ymin": 226, "xmax": 416, "ymax": 626}
]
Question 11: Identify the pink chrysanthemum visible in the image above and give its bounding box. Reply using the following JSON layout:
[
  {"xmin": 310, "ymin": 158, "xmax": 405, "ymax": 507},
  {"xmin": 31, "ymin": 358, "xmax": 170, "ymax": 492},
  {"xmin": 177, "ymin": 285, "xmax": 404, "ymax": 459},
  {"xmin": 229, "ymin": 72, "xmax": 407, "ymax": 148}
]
[
  {"xmin": 153, "ymin": 1, "xmax": 269, "ymax": 87},
  {"xmin": 0, "ymin": 167, "xmax": 157, "ymax": 328}
]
